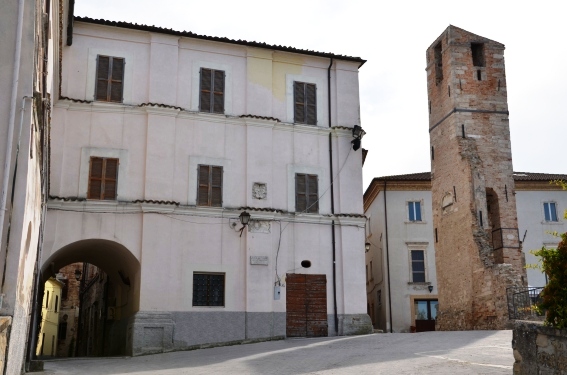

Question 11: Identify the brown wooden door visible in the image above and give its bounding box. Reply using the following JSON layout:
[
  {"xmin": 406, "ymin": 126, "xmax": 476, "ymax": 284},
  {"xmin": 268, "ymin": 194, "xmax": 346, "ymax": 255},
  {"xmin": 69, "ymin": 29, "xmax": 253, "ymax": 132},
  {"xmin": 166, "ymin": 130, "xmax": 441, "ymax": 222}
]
[{"xmin": 286, "ymin": 274, "xmax": 328, "ymax": 337}]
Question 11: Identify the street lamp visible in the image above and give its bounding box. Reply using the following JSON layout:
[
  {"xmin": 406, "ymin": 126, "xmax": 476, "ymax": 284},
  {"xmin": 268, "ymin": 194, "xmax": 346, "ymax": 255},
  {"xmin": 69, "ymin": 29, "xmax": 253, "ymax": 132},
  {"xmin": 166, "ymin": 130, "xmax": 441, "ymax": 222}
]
[{"xmin": 239, "ymin": 211, "xmax": 251, "ymax": 237}]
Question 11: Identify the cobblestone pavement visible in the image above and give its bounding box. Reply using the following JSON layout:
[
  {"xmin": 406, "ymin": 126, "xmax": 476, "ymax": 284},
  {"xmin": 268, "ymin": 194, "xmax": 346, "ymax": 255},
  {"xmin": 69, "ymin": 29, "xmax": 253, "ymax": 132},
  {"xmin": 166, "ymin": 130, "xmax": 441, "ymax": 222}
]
[{"xmin": 36, "ymin": 330, "xmax": 513, "ymax": 375}]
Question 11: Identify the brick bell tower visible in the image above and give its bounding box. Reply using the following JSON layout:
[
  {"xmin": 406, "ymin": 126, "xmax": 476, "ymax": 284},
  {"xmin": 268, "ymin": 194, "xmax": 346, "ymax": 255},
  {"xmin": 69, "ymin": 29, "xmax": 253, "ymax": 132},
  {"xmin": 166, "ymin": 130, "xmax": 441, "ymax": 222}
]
[{"xmin": 426, "ymin": 26, "xmax": 526, "ymax": 330}]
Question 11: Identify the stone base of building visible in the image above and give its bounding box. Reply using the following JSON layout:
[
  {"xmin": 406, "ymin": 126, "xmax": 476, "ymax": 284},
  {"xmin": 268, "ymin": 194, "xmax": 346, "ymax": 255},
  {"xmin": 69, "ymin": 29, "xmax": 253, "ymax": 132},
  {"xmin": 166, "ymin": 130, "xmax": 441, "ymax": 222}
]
[
  {"xmin": 513, "ymin": 320, "xmax": 567, "ymax": 374},
  {"xmin": 128, "ymin": 311, "xmax": 373, "ymax": 355}
]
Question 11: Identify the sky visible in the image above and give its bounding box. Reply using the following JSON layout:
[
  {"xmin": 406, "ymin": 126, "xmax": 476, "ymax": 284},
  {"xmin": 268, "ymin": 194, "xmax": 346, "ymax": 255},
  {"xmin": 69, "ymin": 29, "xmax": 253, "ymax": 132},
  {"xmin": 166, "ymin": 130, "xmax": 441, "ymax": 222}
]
[{"xmin": 75, "ymin": 0, "xmax": 567, "ymax": 191}]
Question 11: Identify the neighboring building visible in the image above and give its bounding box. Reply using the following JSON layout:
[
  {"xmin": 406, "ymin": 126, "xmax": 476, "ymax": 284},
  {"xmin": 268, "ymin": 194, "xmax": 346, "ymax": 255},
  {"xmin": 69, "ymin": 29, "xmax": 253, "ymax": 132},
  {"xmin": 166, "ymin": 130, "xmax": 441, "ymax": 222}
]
[
  {"xmin": 364, "ymin": 172, "xmax": 567, "ymax": 333},
  {"xmin": 40, "ymin": 16, "xmax": 372, "ymax": 356},
  {"xmin": 36, "ymin": 278, "xmax": 63, "ymax": 357},
  {"xmin": 55, "ymin": 263, "xmax": 81, "ymax": 357},
  {"xmin": 0, "ymin": 0, "xmax": 67, "ymax": 373}
]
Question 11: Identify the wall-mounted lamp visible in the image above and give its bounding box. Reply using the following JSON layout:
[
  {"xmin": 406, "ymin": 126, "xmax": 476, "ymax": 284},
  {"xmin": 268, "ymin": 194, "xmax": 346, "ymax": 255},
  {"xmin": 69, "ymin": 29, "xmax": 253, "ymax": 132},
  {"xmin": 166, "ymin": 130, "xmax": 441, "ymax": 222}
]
[
  {"xmin": 74, "ymin": 269, "xmax": 82, "ymax": 281},
  {"xmin": 239, "ymin": 211, "xmax": 251, "ymax": 237},
  {"xmin": 351, "ymin": 125, "xmax": 366, "ymax": 151},
  {"xmin": 365, "ymin": 242, "xmax": 371, "ymax": 252},
  {"xmin": 428, "ymin": 285, "xmax": 434, "ymax": 293}
]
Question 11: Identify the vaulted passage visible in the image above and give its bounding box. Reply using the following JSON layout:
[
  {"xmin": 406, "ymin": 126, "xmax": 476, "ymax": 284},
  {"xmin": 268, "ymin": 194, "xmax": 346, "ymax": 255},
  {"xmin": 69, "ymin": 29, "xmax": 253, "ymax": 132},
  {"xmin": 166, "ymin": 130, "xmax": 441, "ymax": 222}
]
[
  {"xmin": 286, "ymin": 274, "xmax": 328, "ymax": 337},
  {"xmin": 36, "ymin": 240, "xmax": 140, "ymax": 357}
]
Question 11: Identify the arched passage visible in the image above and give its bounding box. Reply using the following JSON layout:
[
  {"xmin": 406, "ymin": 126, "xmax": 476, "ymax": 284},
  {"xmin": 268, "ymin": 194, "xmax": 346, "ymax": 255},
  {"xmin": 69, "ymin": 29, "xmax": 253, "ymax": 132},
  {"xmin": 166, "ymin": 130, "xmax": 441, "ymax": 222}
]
[{"xmin": 38, "ymin": 239, "xmax": 140, "ymax": 356}]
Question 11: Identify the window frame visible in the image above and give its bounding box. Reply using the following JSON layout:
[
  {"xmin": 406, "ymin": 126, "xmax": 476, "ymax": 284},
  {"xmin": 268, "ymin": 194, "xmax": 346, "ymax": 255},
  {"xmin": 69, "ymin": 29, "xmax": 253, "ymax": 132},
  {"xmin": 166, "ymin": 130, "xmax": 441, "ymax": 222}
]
[
  {"xmin": 87, "ymin": 157, "xmax": 119, "ymax": 201},
  {"xmin": 94, "ymin": 55, "xmax": 125, "ymax": 103},
  {"xmin": 295, "ymin": 173, "xmax": 319, "ymax": 213},
  {"xmin": 408, "ymin": 201, "xmax": 423, "ymax": 222},
  {"xmin": 410, "ymin": 249, "xmax": 426, "ymax": 283},
  {"xmin": 543, "ymin": 202, "xmax": 559, "ymax": 222},
  {"xmin": 293, "ymin": 81, "xmax": 317, "ymax": 125},
  {"xmin": 197, "ymin": 164, "xmax": 223, "ymax": 207},
  {"xmin": 192, "ymin": 272, "xmax": 226, "ymax": 307}
]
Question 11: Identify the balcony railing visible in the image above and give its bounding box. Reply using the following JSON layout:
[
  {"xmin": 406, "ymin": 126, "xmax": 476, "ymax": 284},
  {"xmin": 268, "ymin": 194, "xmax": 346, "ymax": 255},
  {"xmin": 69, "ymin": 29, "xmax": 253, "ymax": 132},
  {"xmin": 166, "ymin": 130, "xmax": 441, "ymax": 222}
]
[{"xmin": 506, "ymin": 286, "xmax": 545, "ymax": 320}]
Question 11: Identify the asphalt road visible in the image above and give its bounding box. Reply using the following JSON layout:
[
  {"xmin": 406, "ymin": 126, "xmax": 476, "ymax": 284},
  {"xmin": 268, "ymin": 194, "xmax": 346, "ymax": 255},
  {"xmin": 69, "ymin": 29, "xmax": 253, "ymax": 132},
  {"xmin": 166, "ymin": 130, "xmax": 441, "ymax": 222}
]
[{"xmin": 36, "ymin": 330, "xmax": 513, "ymax": 374}]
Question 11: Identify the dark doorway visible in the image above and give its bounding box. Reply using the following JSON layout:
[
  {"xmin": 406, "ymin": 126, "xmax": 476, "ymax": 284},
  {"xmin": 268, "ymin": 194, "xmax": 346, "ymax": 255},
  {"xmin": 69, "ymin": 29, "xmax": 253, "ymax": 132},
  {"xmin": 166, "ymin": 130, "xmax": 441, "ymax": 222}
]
[
  {"xmin": 286, "ymin": 274, "xmax": 328, "ymax": 337},
  {"xmin": 414, "ymin": 299, "xmax": 438, "ymax": 332}
]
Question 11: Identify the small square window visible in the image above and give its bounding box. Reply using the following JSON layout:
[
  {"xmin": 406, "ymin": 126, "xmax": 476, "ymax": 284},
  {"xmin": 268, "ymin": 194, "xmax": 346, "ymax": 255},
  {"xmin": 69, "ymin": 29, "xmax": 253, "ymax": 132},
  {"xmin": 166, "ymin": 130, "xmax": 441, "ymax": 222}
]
[
  {"xmin": 408, "ymin": 201, "xmax": 422, "ymax": 222},
  {"xmin": 411, "ymin": 250, "xmax": 426, "ymax": 283},
  {"xmin": 544, "ymin": 202, "xmax": 558, "ymax": 222},
  {"xmin": 193, "ymin": 273, "xmax": 225, "ymax": 307}
]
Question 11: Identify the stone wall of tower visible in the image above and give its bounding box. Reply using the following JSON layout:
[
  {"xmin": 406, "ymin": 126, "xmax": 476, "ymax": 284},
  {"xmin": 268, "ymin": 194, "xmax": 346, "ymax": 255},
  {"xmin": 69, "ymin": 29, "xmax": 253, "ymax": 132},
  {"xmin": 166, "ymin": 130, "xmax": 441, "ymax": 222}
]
[{"xmin": 426, "ymin": 26, "xmax": 526, "ymax": 330}]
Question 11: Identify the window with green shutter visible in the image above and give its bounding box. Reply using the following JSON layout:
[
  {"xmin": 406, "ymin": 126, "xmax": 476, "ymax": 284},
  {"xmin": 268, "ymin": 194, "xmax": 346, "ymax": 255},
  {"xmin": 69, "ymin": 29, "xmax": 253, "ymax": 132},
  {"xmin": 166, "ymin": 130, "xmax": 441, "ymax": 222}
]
[
  {"xmin": 197, "ymin": 165, "xmax": 223, "ymax": 207},
  {"xmin": 294, "ymin": 81, "xmax": 317, "ymax": 125},
  {"xmin": 88, "ymin": 157, "xmax": 118, "ymax": 200},
  {"xmin": 295, "ymin": 173, "xmax": 318, "ymax": 213},
  {"xmin": 95, "ymin": 55, "xmax": 124, "ymax": 103},
  {"xmin": 199, "ymin": 68, "xmax": 225, "ymax": 114}
]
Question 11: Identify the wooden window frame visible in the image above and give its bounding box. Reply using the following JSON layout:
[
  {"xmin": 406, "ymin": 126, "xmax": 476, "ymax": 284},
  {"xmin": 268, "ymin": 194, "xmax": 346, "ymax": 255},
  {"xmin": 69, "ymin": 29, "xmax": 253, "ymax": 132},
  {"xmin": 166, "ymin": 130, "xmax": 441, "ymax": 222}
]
[
  {"xmin": 293, "ymin": 81, "xmax": 317, "ymax": 125},
  {"xmin": 192, "ymin": 273, "xmax": 225, "ymax": 307},
  {"xmin": 295, "ymin": 173, "xmax": 319, "ymax": 213},
  {"xmin": 197, "ymin": 165, "xmax": 223, "ymax": 207},
  {"xmin": 87, "ymin": 157, "xmax": 119, "ymax": 200},
  {"xmin": 95, "ymin": 55, "xmax": 125, "ymax": 103},
  {"xmin": 199, "ymin": 68, "xmax": 225, "ymax": 114}
]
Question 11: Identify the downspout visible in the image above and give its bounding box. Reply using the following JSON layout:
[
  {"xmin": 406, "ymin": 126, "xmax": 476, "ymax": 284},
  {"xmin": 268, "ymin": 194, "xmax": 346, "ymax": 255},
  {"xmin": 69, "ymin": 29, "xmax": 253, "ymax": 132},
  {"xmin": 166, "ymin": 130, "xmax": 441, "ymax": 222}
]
[
  {"xmin": 328, "ymin": 58, "xmax": 339, "ymax": 335},
  {"xmin": 0, "ymin": 0, "xmax": 27, "ymax": 296},
  {"xmin": 383, "ymin": 181, "xmax": 393, "ymax": 333}
]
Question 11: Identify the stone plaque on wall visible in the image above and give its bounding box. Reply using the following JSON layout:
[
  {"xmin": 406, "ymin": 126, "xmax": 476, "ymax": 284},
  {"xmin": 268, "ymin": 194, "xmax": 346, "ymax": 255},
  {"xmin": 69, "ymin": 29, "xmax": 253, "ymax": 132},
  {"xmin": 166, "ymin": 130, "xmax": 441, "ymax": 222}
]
[
  {"xmin": 252, "ymin": 183, "xmax": 267, "ymax": 199},
  {"xmin": 250, "ymin": 256, "xmax": 269, "ymax": 265},
  {"xmin": 249, "ymin": 220, "xmax": 270, "ymax": 233}
]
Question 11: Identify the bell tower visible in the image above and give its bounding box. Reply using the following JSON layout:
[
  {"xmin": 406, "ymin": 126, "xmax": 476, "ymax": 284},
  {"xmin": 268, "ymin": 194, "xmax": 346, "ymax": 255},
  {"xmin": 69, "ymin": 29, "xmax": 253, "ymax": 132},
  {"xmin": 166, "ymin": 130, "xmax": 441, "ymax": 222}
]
[{"xmin": 426, "ymin": 26, "xmax": 526, "ymax": 330}]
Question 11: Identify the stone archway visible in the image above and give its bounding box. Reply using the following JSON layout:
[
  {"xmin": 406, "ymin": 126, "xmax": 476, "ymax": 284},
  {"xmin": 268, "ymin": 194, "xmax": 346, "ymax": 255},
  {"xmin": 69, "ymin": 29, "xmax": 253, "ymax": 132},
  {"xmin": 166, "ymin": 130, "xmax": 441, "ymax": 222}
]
[{"xmin": 38, "ymin": 239, "xmax": 140, "ymax": 357}]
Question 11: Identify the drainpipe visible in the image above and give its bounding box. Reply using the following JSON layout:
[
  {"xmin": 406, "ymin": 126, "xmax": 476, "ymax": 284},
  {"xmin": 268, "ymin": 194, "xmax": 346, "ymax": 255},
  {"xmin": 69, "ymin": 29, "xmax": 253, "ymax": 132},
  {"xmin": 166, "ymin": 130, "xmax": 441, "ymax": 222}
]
[
  {"xmin": 383, "ymin": 181, "xmax": 393, "ymax": 333},
  {"xmin": 327, "ymin": 58, "xmax": 339, "ymax": 335},
  {"xmin": 0, "ymin": 0, "xmax": 27, "ymax": 294}
]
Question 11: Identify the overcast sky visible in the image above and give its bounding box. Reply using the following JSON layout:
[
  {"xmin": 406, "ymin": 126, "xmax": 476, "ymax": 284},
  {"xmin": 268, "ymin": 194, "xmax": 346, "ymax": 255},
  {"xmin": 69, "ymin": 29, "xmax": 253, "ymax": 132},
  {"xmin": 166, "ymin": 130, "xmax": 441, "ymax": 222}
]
[{"xmin": 75, "ymin": 0, "xmax": 567, "ymax": 191}]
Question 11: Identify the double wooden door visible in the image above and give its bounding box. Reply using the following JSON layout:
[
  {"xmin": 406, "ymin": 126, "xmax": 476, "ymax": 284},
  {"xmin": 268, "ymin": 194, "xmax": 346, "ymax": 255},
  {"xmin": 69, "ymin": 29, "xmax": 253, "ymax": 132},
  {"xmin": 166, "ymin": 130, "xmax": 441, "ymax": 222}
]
[{"xmin": 286, "ymin": 274, "xmax": 328, "ymax": 337}]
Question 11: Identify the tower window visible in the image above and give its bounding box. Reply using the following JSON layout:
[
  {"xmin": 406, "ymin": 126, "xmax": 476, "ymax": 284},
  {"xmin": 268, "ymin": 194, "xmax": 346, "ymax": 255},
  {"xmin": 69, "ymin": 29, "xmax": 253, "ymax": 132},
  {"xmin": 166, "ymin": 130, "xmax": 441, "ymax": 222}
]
[
  {"xmin": 434, "ymin": 42, "xmax": 443, "ymax": 84},
  {"xmin": 471, "ymin": 43, "xmax": 485, "ymax": 67}
]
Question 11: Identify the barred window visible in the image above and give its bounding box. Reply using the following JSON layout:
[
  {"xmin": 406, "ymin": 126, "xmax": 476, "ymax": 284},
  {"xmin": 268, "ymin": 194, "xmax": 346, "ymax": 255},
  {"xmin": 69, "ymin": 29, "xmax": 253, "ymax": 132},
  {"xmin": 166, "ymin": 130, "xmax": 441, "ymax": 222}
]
[
  {"xmin": 192, "ymin": 273, "xmax": 225, "ymax": 307},
  {"xmin": 95, "ymin": 55, "xmax": 124, "ymax": 102}
]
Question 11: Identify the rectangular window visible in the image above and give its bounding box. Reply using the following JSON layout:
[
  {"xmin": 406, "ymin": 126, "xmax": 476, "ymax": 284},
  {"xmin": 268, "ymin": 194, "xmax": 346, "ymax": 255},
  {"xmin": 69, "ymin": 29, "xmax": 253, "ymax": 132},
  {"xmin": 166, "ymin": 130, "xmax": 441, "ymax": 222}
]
[
  {"xmin": 471, "ymin": 43, "xmax": 485, "ymax": 67},
  {"xmin": 88, "ymin": 157, "xmax": 118, "ymax": 200},
  {"xmin": 192, "ymin": 273, "xmax": 225, "ymax": 306},
  {"xmin": 197, "ymin": 165, "xmax": 223, "ymax": 207},
  {"xmin": 544, "ymin": 202, "xmax": 558, "ymax": 222},
  {"xmin": 408, "ymin": 201, "xmax": 422, "ymax": 222},
  {"xmin": 295, "ymin": 173, "xmax": 318, "ymax": 213},
  {"xmin": 293, "ymin": 81, "xmax": 317, "ymax": 125},
  {"xmin": 200, "ymin": 68, "xmax": 225, "ymax": 114},
  {"xmin": 95, "ymin": 55, "xmax": 124, "ymax": 102},
  {"xmin": 411, "ymin": 250, "xmax": 426, "ymax": 283},
  {"xmin": 58, "ymin": 322, "xmax": 68, "ymax": 341},
  {"xmin": 54, "ymin": 295, "xmax": 58, "ymax": 312}
]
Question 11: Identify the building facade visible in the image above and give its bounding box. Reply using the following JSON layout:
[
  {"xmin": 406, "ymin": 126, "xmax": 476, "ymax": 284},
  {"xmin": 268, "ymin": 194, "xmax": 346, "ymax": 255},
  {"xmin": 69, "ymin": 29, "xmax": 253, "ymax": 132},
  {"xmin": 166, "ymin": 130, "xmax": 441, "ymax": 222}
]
[
  {"xmin": 36, "ymin": 278, "xmax": 63, "ymax": 357},
  {"xmin": 0, "ymin": 0, "xmax": 67, "ymax": 373},
  {"xmin": 41, "ymin": 17, "xmax": 372, "ymax": 356},
  {"xmin": 364, "ymin": 172, "xmax": 566, "ymax": 333}
]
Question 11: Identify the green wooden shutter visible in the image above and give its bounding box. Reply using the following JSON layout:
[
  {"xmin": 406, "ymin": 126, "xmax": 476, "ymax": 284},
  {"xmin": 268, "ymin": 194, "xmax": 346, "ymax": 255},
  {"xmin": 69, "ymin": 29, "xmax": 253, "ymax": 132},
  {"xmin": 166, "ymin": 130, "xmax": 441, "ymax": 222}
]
[{"xmin": 200, "ymin": 68, "xmax": 212, "ymax": 112}]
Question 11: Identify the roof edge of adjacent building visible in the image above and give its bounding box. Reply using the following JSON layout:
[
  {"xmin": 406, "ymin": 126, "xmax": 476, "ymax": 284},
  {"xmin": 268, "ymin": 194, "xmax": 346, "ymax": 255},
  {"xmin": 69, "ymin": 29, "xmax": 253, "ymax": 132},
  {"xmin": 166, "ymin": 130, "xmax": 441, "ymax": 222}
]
[{"xmin": 74, "ymin": 16, "xmax": 367, "ymax": 66}]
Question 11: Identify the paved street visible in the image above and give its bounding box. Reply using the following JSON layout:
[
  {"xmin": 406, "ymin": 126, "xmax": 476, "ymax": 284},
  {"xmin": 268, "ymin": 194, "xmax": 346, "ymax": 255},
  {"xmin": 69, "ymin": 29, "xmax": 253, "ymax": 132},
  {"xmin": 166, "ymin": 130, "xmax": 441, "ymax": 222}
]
[{"xmin": 37, "ymin": 330, "xmax": 514, "ymax": 375}]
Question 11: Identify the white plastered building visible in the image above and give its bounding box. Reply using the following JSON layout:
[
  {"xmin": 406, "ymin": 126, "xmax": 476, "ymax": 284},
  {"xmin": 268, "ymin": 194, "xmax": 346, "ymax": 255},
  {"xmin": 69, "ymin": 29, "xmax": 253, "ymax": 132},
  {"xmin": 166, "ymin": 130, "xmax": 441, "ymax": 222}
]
[{"xmin": 42, "ymin": 16, "xmax": 372, "ymax": 355}]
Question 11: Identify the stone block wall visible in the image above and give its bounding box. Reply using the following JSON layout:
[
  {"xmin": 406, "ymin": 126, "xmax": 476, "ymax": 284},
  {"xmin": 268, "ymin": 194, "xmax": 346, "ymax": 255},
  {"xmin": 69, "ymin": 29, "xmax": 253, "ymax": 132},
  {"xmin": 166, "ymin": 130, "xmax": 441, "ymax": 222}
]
[{"xmin": 513, "ymin": 320, "xmax": 567, "ymax": 374}]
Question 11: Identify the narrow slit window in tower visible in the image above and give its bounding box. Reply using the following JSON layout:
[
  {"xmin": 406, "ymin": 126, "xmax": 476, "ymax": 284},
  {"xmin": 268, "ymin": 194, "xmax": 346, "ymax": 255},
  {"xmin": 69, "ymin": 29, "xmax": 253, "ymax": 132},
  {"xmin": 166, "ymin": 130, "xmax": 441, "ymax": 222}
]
[
  {"xmin": 471, "ymin": 43, "xmax": 485, "ymax": 67},
  {"xmin": 434, "ymin": 42, "xmax": 443, "ymax": 84}
]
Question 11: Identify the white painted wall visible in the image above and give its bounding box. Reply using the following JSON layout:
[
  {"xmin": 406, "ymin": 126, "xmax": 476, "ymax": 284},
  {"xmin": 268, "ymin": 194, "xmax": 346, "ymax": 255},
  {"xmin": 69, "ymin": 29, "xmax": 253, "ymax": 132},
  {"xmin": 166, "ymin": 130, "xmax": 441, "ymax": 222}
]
[{"xmin": 44, "ymin": 20, "xmax": 368, "ymax": 335}]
